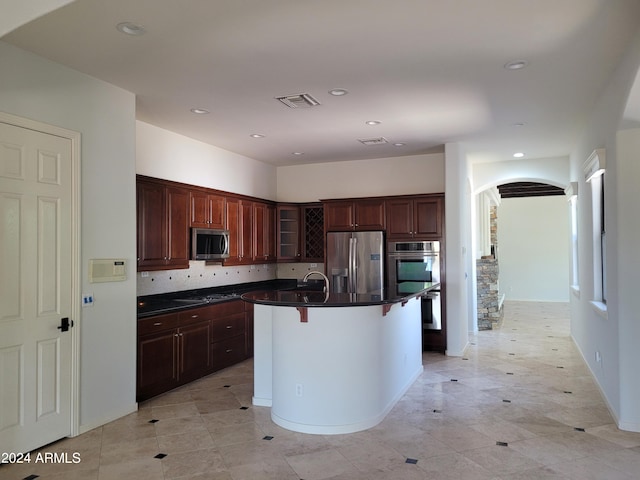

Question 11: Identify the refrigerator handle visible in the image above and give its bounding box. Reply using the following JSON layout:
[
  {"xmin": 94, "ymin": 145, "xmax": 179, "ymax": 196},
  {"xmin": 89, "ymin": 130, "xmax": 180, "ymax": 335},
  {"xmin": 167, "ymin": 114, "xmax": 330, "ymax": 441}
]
[{"xmin": 350, "ymin": 236, "xmax": 357, "ymax": 293}]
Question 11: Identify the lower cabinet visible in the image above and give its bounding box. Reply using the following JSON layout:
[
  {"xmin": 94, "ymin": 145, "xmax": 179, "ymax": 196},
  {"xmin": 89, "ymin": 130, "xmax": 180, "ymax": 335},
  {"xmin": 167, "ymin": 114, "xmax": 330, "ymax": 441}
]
[{"xmin": 137, "ymin": 300, "xmax": 252, "ymax": 402}]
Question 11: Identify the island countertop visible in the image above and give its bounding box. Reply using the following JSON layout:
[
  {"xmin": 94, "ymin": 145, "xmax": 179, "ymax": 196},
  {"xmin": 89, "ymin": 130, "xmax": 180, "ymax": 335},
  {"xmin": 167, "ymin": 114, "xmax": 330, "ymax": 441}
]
[{"xmin": 241, "ymin": 281, "xmax": 439, "ymax": 307}]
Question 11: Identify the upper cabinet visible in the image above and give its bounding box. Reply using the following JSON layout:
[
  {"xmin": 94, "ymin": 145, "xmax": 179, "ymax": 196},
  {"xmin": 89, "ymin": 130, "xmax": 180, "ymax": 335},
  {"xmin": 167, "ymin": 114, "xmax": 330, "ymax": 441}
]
[
  {"xmin": 137, "ymin": 177, "xmax": 190, "ymax": 270},
  {"xmin": 276, "ymin": 203, "xmax": 325, "ymax": 262},
  {"xmin": 190, "ymin": 190, "xmax": 225, "ymax": 229},
  {"xmin": 277, "ymin": 205, "xmax": 300, "ymax": 261},
  {"xmin": 386, "ymin": 195, "xmax": 443, "ymax": 239},
  {"xmin": 324, "ymin": 199, "xmax": 385, "ymax": 231},
  {"xmin": 225, "ymin": 197, "xmax": 254, "ymax": 265},
  {"xmin": 253, "ymin": 201, "xmax": 276, "ymax": 263}
]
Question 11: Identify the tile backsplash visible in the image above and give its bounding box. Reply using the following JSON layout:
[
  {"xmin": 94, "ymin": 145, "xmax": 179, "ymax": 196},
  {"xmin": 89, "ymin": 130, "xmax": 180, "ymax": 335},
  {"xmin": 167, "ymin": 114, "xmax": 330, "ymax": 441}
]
[{"xmin": 137, "ymin": 261, "xmax": 325, "ymax": 296}]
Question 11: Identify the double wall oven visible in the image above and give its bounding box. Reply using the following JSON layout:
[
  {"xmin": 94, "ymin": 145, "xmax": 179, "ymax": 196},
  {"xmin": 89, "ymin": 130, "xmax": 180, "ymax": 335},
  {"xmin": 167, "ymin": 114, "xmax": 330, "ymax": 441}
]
[{"xmin": 387, "ymin": 240, "xmax": 443, "ymax": 351}]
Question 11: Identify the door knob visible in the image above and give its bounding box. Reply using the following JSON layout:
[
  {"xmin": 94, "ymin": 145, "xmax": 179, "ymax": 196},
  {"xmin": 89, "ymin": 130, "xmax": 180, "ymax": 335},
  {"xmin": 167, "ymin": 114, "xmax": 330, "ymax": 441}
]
[{"xmin": 57, "ymin": 317, "xmax": 74, "ymax": 332}]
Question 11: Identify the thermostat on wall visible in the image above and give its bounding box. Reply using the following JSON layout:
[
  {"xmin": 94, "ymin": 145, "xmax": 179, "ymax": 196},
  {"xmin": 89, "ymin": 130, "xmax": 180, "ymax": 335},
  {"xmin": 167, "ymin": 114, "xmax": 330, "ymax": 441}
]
[{"xmin": 89, "ymin": 258, "xmax": 127, "ymax": 283}]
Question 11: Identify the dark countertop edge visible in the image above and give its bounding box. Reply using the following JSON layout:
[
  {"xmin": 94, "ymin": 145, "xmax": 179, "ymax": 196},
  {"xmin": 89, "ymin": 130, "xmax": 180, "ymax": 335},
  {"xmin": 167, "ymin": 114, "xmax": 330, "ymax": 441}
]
[
  {"xmin": 241, "ymin": 283, "xmax": 440, "ymax": 308},
  {"xmin": 137, "ymin": 279, "xmax": 301, "ymax": 318}
]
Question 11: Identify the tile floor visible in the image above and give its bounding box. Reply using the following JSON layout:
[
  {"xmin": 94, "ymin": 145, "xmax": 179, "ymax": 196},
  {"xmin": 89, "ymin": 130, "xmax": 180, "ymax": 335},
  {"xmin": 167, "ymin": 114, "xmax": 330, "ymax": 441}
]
[{"xmin": 3, "ymin": 301, "xmax": 640, "ymax": 479}]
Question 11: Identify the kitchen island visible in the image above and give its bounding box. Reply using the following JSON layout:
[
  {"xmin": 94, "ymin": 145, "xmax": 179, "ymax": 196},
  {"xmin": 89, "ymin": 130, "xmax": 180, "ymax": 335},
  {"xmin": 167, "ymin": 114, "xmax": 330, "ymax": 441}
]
[{"xmin": 242, "ymin": 282, "xmax": 438, "ymax": 435}]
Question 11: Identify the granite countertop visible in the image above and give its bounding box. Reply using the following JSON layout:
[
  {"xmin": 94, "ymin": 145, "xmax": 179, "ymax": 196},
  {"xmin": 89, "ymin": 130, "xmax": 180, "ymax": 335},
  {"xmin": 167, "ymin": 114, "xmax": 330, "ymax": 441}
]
[
  {"xmin": 137, "ymin": 279, "xmax": 299, "ymax": 318},
  {"xmin": 241, "ymin": 282, "xmax": 440, "ymax": 307}
]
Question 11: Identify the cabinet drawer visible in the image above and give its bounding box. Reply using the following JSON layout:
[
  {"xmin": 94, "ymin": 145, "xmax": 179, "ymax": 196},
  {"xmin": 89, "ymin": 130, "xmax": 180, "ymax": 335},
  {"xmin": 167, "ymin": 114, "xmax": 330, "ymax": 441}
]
[
  {"xmin": 211, "ymin": 313, "xmax": 245, "ymax": 341},
  {"xmin": 210, "ymin": 299, "xmax": 245, "ymax": 317},
  {"xmin": 212, "ymin": 335, "xmax": 246, "ymax": 371},
  {"xmin": 178, "ymin": 306, "xmax": 215, "ymax": 326},
  {"xmin": 138, "ymin": 313, "xmax": 179, "ymax": 336}
]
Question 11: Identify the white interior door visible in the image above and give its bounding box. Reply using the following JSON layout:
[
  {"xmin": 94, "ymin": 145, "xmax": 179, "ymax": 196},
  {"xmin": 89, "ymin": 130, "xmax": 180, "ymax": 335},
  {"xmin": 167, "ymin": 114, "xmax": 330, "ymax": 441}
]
[{"xmin": 0, "ymin": 120, "xmax": 75, "ymax": 453}]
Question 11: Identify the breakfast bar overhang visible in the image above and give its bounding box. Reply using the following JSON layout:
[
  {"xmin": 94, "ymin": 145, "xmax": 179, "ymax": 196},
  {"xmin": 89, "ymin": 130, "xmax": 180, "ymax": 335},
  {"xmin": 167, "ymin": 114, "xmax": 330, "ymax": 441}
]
[{"xmin": 242, "ymin": 283, "xmax": 438, "ymax": 435}]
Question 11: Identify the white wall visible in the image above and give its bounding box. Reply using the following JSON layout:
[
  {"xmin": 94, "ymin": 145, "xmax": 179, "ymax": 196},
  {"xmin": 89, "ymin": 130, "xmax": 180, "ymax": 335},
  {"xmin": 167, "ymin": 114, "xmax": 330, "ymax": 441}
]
[
  {"xmin": 497, "ymin": 196, "xmax": 570, "ymax": 302},
  {"xmin": 137, "ymin": 121, "xmax": 277, "ymax": 200},
  {"xmin": 0, "ymin": 41, "xmax": 138, "ymax": 430},
  {"xmin": 277, "ymin": 153, "xmax": 444, "ymax": 202},
  {"xmin": 616, "ymin": 127, "xmax": 640, "ymax": 431},
  {"xmin": 568, "ymin": 26, "xmax": 640, "ymax": 432}
]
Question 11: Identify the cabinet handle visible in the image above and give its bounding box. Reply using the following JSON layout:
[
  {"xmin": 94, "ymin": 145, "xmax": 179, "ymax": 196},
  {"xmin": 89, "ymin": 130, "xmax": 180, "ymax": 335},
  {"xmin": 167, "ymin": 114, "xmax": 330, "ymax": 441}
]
[
  {"xmin": 191, "ymin": 314, "xmax": 199, "ymax": 318},
  {"xmin": 225, "ymin": 325, "xmax": 233, "ymax": 329},
  {"xmin": 226, "ymin": 349, "xmax": 233, "ymax": 353},
  {"xmin": 154, "ymin": 322, "xmax": 162, "ymax": 326}
]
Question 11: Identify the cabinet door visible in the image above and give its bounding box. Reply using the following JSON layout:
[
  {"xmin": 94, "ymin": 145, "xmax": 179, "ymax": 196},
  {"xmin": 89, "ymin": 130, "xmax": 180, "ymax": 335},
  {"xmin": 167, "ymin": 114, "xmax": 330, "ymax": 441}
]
[
  {"xmin": 137, "ymin": 329, "xmax": 177, "ymax": 401},
  {"xmin": 166, "ymin": 186, "xmax": 190, "ymax": 268},
  {"xmin": 240, "ymin": 200, "xmax": 254, "ymax": 263},
  {"xmin": 325, "ymin": 201, "xmax": 355, "ymax": 231},
  {"xmin": 277, "ymin": 205, "xmax": 300, "ymax": 261},
  {"xmin": 225, "ymin": 198, "xmax": 241, "ymax": 264},
  {"xmin": 385, "ymin": 198, "xmax": 414, "ymax": 238},
  {"xmin": 253, "ymin": 202, "xmax": 275, "ymax": 263},
  {"xmin": 190, "ymin": 192, "xmax": 225, "ymax": 229},
  {"xmin": 137, "ymin": 180, "xmax": 167, "ymax": 269},
  {"xmin": 413, "ymin": 197, "xmax": 442, "ymax": 238},
  {"xmin": 178, "ymin": 321, "xmax": 211, "ymax": 384},
  {"xmin": 190, "ymin": 191, "xmax": 210, "ymax": 228},
  {"xmin": 355, "ymin": 199, "xmax": 385, "ymax": 230},
  {"xmin": 265, "ymin": 203, "xmax": 277, "ymax": 262}
]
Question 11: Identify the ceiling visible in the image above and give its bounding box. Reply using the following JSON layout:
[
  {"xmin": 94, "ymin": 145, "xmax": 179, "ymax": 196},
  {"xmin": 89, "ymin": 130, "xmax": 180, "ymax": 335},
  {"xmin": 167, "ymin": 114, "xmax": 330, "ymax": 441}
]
[{"xmin": 3, "ymin": 0, "xmax": 640, "ymax": 167}]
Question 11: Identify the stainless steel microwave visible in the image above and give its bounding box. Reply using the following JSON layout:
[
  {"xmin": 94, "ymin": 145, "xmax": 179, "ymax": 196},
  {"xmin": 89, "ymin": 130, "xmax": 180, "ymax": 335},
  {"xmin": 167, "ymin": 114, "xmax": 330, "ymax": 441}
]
[{"xmin": 191, "ymin": 228, "xmax": 230, "ymax": 260}]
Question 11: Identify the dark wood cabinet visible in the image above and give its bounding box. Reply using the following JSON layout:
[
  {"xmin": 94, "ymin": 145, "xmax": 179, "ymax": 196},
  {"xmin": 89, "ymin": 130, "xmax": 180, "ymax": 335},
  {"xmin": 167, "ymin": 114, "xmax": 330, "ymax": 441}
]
[
  {"xmin": 136, "ymin": 312, "xmax": 210, "ymax": 401},
  {"xmin": 277, "ymin": 204, "xmax": 325, "ymax": 262},
  {"xmin": 277, "ymin": 205, "xmax": 300, "ymax": 261},
  {"xmin": 190, "ymin": 191, "xmax": 225, "ymax": 229},
  {"xmin": 324, "ymin": 199, "xmax": 385, "ymax": 231},
  {"xmin": 386, "ymin": 195, "xmax": 443, "ymax": 239},
  {"xmin": 253, "ymin": 202, "xmax": 276, "ymax": 263},
  {"xmin": 137, "ymin": 178, "xmax": 190, "ymax": 271},
  {"xmin": 137, "ymin": 300, "xmax": 251, "ymax": 401},
  {"xmin": 301, "ymin": 204, "xmax": 324, "ymax": 262},
  {"xmin": 225, "ymin": 198, "xmax": 253, "ymax": 265}
]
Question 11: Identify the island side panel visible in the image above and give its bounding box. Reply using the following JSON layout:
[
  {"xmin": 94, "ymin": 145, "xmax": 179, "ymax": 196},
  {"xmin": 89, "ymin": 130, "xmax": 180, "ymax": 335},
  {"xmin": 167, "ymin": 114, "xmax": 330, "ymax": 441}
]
[
  {"xmin": 252, "ymin": 303, "xmax": 273, "ymax": 406},
  {"xmin": 270, "ymin": 299, "xmax": 423, "ymax": 434}
]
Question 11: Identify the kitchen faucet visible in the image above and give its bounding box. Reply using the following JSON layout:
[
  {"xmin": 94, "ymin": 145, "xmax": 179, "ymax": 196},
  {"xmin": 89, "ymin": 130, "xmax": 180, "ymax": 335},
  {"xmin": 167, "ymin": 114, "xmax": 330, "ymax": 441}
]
[{"xmin": 302, "ymin": 270, "xmax": 330, "ymax": 293}]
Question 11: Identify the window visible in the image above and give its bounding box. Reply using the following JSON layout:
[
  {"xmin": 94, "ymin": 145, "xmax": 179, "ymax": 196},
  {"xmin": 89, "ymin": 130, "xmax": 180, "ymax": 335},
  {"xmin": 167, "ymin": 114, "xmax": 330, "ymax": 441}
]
[
  {"xmin": 565, "ymin": 182, "xmax": 579, "ymax": 292},
  {"xmin": 583, "ymin": 149, "xmax": 606, "ymax": 313}
]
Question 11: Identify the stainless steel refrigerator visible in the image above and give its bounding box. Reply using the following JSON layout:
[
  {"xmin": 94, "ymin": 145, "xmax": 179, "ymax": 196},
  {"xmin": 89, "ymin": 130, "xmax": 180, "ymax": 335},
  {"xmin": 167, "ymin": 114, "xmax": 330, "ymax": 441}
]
[{"xmin": 326, "ymin": 231, "xmax": 384, "ymax": 295}]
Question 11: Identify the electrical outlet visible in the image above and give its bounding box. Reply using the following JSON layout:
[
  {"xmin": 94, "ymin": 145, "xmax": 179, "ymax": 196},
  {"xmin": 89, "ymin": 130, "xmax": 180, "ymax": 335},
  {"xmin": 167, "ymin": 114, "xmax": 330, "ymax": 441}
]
[
  {"xmin": 295, "ymin": 384, "xmax": 303, "ymax": 397},
  {"xmin": 82, "ymin": 293, "xmax": 94, "ymax": 307}
]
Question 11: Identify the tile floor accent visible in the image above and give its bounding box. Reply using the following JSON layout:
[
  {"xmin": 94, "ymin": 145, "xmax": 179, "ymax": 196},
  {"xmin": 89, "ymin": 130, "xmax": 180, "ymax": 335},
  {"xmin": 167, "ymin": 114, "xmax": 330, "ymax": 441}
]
[{"xmin": 3, "ymin": 301, "xmax": 640, "ymax": 479}]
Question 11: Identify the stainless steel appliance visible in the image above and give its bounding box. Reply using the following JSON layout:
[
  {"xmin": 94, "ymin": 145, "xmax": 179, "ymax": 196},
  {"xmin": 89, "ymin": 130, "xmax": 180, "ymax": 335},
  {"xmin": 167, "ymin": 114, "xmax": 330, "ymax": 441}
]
[
  {"xmin": 326, "ymin": 231, "xmax": 385, "ymax": 295},
  {"xmin": 387, "ymin": 240, "xmax": 442, "ymax": 332},
  {"xmin": 191, "ymin": 228, "xmax": 230, "ymax": 260}
]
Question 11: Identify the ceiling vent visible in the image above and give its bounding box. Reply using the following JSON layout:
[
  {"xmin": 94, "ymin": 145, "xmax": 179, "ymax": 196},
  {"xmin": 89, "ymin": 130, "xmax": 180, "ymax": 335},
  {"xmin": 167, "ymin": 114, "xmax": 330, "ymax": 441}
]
[
  {"xmin": 276, "ymin": 93, "xmax": 321, "ymax": 108},
  {"xmin": 358, "ymin": 137, "xmax": 388, "ymax": 146}
]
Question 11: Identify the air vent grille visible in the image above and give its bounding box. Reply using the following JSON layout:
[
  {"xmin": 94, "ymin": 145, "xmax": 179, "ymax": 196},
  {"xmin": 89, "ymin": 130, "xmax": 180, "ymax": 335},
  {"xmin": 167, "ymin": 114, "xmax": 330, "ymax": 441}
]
[
  {"xmin": 276, "ymin": 93, "xmax": 321, "ymax": 108},
  {"xmin": 358, "ymin": 137, "xmax": 388, "ymax": 146}
]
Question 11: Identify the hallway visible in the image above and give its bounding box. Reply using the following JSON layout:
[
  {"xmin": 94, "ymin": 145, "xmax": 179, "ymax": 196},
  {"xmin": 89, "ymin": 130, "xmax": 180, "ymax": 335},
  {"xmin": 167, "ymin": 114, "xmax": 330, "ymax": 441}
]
[{"xmin": 3, "ymin": 301, "xmax": 640, "ymax": 479}]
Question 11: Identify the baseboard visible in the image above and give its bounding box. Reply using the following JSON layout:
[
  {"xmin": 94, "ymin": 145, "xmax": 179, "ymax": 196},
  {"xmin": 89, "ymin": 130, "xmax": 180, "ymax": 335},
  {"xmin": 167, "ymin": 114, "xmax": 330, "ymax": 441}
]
[{"xmin": 77, "ymin": 403, "xmax": 138, "ymax": 435}]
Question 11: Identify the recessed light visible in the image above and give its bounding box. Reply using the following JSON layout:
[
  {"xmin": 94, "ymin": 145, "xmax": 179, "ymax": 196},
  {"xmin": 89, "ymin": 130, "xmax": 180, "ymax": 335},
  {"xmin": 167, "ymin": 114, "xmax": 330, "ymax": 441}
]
[
  {"xmin": 292, "ymin": 152, "xmax": 304, "ymax": 156},
  {"xmin": 365, "ymin": 120, "xmax": 381, "ymax": 126},
  {"xmin": 393, "ymin": 143, "xmax": 406, "ymax": 147},
  {"xmin": 116, "ymin": 22, "xmax": 146, "ymax": 36},
  {"xmin": 513, "ymin": 152, "xmax": 525, "ymax": 158},
  {"xmin": 504, "ymin": 60, "xmax": 528, "ymax": 70},
  {"xmin": 190, "ymin": 108, "xmax": 209, "ymax": 114},
  {"xmin": 250, "ymin": 134, "xmax": 265, "ymax": 138},
  {"xmin": 329, "ymin": 88, "xmax": 348, "ymax": 96}
]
